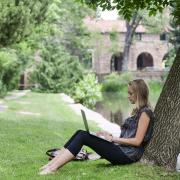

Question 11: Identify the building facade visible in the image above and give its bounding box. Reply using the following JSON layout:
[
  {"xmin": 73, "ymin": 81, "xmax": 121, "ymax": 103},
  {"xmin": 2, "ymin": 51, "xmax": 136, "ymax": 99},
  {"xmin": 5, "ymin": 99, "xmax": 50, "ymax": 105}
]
[{"xmin": 84, "ymin": 17, "xmax": 169, "ymax": 76}]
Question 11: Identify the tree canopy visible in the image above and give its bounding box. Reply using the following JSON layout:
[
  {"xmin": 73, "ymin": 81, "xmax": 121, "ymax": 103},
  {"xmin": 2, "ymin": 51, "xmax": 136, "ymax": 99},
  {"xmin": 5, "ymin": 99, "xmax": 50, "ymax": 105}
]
[
  {"xmin": 0, "ymin": 0, "xmax": 51, "ymax": 47},
  {"xmin": 27, "ymin": 0, "xmax": 94, "ymax": 94},
  {"xmin": 77, "ymin": 0, "xmax": 180, "ymax": 24}
]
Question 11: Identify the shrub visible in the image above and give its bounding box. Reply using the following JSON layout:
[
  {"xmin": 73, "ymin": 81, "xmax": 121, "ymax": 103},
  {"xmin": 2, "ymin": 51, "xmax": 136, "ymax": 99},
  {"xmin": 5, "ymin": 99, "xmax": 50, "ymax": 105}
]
[
  {"xmin": 73, "ymin": 74, "xmax": 102, "ymax": 108},
  {"xmin": 30, "ymin": 43, "xmax": 84, "ymax": 94},
  {"xmin": 0, "ymin": 49, "xmax": 21, "ymax": 97},
  {"xmin": 148, "ymin": 80, "xmax": 163, "ymax": 91},
  {"xmin": 146, "ymin": 80, "xmax": 164, "ymax": 106},
  {"xmin": 101, "ymin": 72, "xmax": 133, "ymax": 93},
  {"xmin": 0, "ymin": 81, "xmax": 7, "ymax": 98},
  {"xmin": 164, "ymin": 49, "xmax": 176, "ymax": 68}
]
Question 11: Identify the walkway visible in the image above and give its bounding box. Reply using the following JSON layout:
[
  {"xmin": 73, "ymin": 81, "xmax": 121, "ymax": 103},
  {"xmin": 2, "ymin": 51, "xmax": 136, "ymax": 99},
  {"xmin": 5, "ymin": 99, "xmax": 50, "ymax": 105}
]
[
  {"xmin": 0, "ymin": 90, "xmax": 30, "ymax": 113},
  {"xmin": 60, "ymin": 93, "xmax": 121, "ymax": 137}
]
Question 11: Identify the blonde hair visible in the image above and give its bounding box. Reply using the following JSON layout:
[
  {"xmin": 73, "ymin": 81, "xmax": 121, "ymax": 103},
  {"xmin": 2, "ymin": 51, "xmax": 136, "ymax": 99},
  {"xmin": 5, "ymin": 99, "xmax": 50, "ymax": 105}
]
[{"xmin": 128, "ymin": 79, "xmax": 151, "ymax": 115}]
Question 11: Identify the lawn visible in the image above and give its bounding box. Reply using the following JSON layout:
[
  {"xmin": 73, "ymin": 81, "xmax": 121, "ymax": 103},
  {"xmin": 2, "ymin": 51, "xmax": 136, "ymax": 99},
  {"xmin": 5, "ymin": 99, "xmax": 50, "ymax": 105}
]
[{"xmin": 0, "ymin": 92, "xmax": 179, "ymax": 180}]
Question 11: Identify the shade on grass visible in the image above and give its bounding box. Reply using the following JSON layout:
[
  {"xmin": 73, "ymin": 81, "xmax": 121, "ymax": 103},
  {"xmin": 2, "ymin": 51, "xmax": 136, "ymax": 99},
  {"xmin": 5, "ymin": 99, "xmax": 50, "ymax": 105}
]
[{"xmin": 0, "ymin": 92, "xmax": 179, "ymax": 180}]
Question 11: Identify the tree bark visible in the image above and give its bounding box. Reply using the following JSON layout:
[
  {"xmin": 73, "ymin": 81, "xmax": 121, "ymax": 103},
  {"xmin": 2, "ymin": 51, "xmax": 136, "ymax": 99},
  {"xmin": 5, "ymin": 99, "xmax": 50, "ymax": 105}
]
[
  {"xmin": 143, "ymin": 47, "xmax": 180, "ymax": 170},
  {"xmin": 122, "ymin": 13, "xmax": 142, "ymax": 71}
]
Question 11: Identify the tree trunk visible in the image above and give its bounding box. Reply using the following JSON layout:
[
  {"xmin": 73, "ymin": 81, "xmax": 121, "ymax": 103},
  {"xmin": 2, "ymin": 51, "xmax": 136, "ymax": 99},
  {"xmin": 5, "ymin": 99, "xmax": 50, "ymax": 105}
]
[
  {"xmin": 122, "ymin": 13, "xmax": 142, "ymax": 71},
  {"xmin": 122, "ymin": 21, "xmax": 131, "ymax": 71},
  {"xmin": 143, "ymin": 47, "xmax": 180, "ymax": 170}
]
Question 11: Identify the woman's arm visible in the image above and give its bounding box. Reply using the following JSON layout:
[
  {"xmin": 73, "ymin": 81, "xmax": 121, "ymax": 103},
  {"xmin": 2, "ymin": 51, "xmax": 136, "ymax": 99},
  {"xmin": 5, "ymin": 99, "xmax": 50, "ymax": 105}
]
[{"xmin": 111, "ymin": 112, "xmax": 150, "ymax": 147}]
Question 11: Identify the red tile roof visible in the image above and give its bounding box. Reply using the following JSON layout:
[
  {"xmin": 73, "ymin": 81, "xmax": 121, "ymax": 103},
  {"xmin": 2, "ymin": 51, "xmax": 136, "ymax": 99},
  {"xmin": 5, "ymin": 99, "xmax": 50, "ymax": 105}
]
[{"xmin": 83, "ymin": 17, "xmax": 146, "ymax": 33}]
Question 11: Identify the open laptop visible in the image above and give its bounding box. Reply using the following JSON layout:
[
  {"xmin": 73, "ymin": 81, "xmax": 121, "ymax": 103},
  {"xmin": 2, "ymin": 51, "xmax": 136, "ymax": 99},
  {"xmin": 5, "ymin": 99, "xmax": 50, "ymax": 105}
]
[{"xmin": 80, "ymin": 109, "xmax": 111, "ymax": 142}]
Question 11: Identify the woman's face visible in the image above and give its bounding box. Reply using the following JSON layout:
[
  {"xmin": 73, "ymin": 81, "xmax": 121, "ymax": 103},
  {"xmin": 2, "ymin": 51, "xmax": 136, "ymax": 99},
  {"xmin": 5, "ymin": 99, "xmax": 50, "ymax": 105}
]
[{"xmin": 128, "ymin": 85, "xmax": 137, "ymax": 104}]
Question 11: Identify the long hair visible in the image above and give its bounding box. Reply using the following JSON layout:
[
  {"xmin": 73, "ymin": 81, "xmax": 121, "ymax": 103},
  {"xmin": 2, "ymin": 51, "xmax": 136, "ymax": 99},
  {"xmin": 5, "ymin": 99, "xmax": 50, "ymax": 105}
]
[{"xmin": 128, "ymin": 79, "xmax": 151, "ymax": 115}]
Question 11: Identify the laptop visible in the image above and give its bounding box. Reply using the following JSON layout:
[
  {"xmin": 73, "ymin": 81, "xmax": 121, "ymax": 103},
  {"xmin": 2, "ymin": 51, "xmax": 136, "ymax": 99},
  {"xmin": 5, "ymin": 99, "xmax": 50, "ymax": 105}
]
[{"xmin": 80, "ymin": 109, "xmax": 111, "ymax": 142}]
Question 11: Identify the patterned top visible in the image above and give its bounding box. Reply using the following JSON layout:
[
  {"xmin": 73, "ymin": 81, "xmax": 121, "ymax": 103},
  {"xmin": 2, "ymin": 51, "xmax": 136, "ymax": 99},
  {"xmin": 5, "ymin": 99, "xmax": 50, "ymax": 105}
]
[{"xmin": 119, "ymin": 106, "xmax": 155, "ymax": 161}]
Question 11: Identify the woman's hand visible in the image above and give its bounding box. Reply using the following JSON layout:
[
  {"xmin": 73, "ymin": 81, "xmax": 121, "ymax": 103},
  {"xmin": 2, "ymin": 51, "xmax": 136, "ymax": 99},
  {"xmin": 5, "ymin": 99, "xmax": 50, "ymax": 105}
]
[
  {"xmin": 96, "ymin": 131, "xmax": 112, "ymax": 137},
  {"xmin": 96, "ymin": 131, "xmax": 113, "ymax": 142},
  {"xmin": 104, "ymin": 134, "xmax": 113, "ymax": 142}
]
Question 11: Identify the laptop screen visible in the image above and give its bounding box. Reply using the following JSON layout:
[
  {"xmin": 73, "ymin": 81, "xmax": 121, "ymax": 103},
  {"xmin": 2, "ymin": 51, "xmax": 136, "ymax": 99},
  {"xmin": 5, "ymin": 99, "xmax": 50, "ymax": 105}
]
[{"xmin": 81, "ymin": 109, "xmax": 90, "ymax": 133}]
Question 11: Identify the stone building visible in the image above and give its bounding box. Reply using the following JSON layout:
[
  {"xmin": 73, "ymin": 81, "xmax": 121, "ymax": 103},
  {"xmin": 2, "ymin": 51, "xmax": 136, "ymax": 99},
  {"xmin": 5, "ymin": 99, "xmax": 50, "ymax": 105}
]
[{"xmin": 83, "ymin": 17, "xmax": 169, "ymax": 78}]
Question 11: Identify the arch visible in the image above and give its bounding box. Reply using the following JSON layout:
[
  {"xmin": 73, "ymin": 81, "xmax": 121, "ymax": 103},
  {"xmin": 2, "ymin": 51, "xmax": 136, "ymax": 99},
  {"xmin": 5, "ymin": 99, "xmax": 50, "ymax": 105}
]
[
  {"xmin": 110, "ymin": 52, "xmax": 123, "ymax": 72},
  {"xmin": 137, "ymin": 52, "xmax": 154, "ymax": 70}
]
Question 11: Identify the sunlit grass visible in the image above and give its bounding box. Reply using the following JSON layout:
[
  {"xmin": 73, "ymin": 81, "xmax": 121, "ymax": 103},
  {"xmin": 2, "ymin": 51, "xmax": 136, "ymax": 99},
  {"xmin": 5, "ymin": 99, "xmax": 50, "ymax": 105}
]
[{"xmin": 0, "ymin": 92, "xmax": 179, "ymax": 180}]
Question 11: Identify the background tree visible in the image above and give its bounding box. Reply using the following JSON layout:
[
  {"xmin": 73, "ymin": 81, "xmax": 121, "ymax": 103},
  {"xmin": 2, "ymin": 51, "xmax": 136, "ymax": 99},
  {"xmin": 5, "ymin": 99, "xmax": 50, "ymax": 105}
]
[
  {"xmin": 164, "ymin": 13, "xmax": 180, "ymax": 67},
  {"xmin": 0, "ymin": 0, "xmax": 52, "ymax": 96},
  {"xmin": 30, "ymin": 41, "xmax": 84, "ymax": 94},
  {"xmin": 79, "ymin": 0, "xmax": 180, "ymax": 170},
  {"xmin": 0, "ymin": 0, "xmax": 94, "ymax": 96},
  {"xmin": 122, "ymin": 12, "xmax": 142, "ymax": 70},
  {"xmin": 0, "ymin": 0, "xmax": 51, "ymax": 47},
  {"xmin": 0, "ymin": 48, "xmax": 20, "ymax": 97},
  {"xmin": 169, "ymin": 21, "xmax": 180, "ymax": 52},
  {"xmin": 28, "ymin": 0, "xmax": 94, "ymax": 93},
  {"xmin": 54, "ymin": 0, "xmax": 93, "ymax": 63}
]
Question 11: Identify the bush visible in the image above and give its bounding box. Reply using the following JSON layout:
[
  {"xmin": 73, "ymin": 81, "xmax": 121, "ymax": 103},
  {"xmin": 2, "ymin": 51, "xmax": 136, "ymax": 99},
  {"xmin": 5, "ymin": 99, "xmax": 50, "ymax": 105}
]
[
  {"xmin": 0, "ymin": 48, "xmax": 22, "ymax": 97},
  {"xmin": 164, "ymin": 49, "xmax": 176, "ymax": 68},
  {"xmin": 30, "ymin": 43, "xmax": 84, "ymax": 94},
  {"xmin": 148, "ymin": 80, "xmax": 163, "ymax": 92},
  {"xmin": 146, "ymin": 80, "xmax": 164, "ymax": 106},
  {"xmin": 101, "ymin": 72, "xmax": 133, "ymax": 93},
  {"xmin": 73, "ymin": 74, "xmax": 102, "ymax": 108},
  {"xmin": 0, "ymin": 81, "xmax": 7, "ymax": 98}
]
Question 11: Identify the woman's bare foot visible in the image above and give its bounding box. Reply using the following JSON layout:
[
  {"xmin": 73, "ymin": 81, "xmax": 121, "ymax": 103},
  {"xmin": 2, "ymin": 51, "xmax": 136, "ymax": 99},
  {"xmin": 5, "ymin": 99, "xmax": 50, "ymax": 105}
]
[
  {"xmin": 39, "ymin": 165, "xmax": 58, "ymax": 175},
  {"xmin": 39, "ymin": 149, "xmax": 62, "ymax": 171},
  {"xmin": 39, "ymin": 148, "xmax": 73, "ymax": 175},
  {"xmin": 39, "ymin": 164, "xmax": 49, "ymax": 171},
  {"xmin": 39, "ymin": 167, "xmax": 56, "ymax": 175}
]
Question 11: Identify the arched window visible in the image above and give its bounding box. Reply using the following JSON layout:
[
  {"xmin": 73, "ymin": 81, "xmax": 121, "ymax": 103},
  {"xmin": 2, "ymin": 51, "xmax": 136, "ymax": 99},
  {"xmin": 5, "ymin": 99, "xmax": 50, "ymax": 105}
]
[
  {"xmin": 137, "ymin": 52, "xmax": 154, "ymax": 70},
  {"xmin": 111, "ymin": 52, "xmax": 123, "ymax": 72}
]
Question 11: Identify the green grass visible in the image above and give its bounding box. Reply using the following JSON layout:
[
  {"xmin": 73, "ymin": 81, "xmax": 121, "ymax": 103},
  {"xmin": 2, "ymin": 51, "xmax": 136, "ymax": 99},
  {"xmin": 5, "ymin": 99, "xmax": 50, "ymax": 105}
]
[{"xmin": 0, "ymin": 92, "xmax": 179, "ymax": 180}]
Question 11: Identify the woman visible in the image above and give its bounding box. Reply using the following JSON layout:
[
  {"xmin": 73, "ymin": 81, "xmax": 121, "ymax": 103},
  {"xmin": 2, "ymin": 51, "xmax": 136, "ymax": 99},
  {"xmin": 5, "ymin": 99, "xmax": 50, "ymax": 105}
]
[{"xmin": 39, "ymin": 79, "xmax": 155, "ymax": 175}]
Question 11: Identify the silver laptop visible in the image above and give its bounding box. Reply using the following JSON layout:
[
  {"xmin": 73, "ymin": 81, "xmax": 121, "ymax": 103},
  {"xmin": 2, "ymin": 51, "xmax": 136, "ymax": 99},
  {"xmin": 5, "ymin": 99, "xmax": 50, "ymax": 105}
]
[{"xmin": 80, "ymin": 109, "xmax": 111, "ymax": 142}]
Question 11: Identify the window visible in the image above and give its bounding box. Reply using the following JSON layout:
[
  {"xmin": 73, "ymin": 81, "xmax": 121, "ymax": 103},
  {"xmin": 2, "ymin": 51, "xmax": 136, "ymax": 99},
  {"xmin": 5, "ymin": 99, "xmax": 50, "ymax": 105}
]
[
  {"xmin": 160, "ymin": 33, "xmax": 167, "ymax": 41},
  {"xmin": 135, "ymin": 33, "xmax": 142, "ymax": 41}
]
